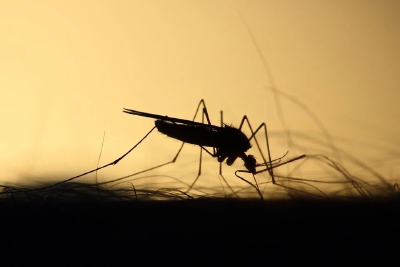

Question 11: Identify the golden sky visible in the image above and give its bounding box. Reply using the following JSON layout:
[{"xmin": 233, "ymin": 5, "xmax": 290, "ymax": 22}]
[{"xmin": 1, "ymin": 0, "xmax": 399, "ymax": 197}]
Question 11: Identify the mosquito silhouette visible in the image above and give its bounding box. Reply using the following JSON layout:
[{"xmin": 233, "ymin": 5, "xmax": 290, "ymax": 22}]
[
  {"xmin": 0, "ymin": 99, "xmax": 305, "ymax": 199},
  {"xmin": 122, "ymin": 99, "xmax": 305, "ymax": 198}
]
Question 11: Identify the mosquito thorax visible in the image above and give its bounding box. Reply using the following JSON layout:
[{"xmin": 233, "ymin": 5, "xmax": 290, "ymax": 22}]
[{"xmin": 221, "ymin": 125, "xmax": 252, "ymax": 152}]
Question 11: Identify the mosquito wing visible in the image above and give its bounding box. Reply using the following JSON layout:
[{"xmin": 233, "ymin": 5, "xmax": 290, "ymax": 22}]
[{"xmin": 123, "ymin": 108, "xmax": 221, "ymax": 130}]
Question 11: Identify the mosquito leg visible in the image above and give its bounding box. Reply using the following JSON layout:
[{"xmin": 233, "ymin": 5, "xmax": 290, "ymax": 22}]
[
  {"xmin": 185, "ymin": 102, "xmax": 209, "ymax": 194},
  {"xmin": 186, "ymin": 101, "xmax": 218, "ymax": 194},
  {"xmin": 197, "ymin": 99, "xmax": 216, "ymax": 159},
  {"xmin": 256, "ymin": 155, "xmax": 306, "ymax": 174},
  {"xmin": 218, "ymin": 110, "xmax": 239, "ymax": 197},
  {"xmin": 235, "ymin": 170, "xmax": 264, "ymax": 200},
  {"xmin": 238, "ymin": 116, "xmax": 275, "ymax": 184},
  {"xmin": 29, "ymin": 126, "xmax": 158, "ymax": 192},
  {"xmin": 186, "ymin": 110, "xmax": 205, "ymax": 194},
  {"xmin": 184, "ymin": 101, "xmax": 237, "ymax": 196},
  {"xmin": 185, "ymin": 145, "xmax": 237, "ymax": 197}
]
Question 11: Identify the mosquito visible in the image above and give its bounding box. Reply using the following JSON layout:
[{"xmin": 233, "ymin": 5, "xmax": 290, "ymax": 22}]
[
  {"xmin": 0, "ymin": 99, "xmax": 304, "ymax": 199},
  {"xmin": 123, "ymin": 99, "xmax": 305, "ymax": 198}
]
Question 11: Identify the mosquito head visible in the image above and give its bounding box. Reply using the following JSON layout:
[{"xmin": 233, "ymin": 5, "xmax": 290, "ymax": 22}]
[{"xmin": 242, "ymin": 154, "xmax": 257, "ymax": 174}]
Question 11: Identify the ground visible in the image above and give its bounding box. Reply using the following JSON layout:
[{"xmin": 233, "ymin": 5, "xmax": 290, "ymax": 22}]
[{"xmin": 0, "ymin": 196, "xmax": 398, "ymax": 265}]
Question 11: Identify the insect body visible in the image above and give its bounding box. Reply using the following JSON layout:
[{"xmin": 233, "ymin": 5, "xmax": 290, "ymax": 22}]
[
  {"xmin": 123, "ymin": 109, "xmax": 257, "ymax": 173},
  {"xmin": 122, "ymin": 100, "xmax": 305, "ymax": 198}
]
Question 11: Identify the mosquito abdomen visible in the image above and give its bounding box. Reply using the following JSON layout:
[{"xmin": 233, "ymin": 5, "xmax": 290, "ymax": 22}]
[{"xmin": 155, "ymin": 120, "xmax": 220, "ymax": 147}]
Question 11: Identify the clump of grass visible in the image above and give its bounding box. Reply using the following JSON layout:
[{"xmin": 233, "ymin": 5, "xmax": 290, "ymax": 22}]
[{"xmin": 1, "ymin": 152, "xmax": 398, "ymax": 204}]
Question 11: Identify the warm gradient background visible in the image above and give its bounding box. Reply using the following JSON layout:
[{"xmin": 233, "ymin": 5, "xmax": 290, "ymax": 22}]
[{"xmin": 1, "ymin": 0, "xmax": 399, "ymax": 197}]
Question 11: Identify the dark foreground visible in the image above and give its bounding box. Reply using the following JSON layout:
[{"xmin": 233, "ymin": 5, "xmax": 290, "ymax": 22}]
[{"xmin": 0, "ymin": 197, "xmax": 398, "ymax": 266}]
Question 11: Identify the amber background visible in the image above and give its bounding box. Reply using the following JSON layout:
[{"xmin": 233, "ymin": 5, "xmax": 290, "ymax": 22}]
[{"xmin": 1, "ymin": 1, "xmax": 399, "ymax": 196}]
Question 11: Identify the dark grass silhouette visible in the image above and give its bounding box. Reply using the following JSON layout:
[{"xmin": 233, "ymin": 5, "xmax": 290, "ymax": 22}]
[
  {"xmin": 1, "ymin": 151, "xmax": 397, "ymax": 205},
  {"xmin": 0, "ymin": 181, "xmax": 398, "ymax": 265}
]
